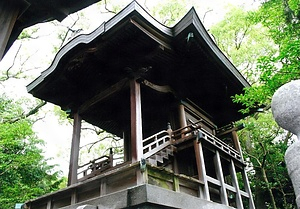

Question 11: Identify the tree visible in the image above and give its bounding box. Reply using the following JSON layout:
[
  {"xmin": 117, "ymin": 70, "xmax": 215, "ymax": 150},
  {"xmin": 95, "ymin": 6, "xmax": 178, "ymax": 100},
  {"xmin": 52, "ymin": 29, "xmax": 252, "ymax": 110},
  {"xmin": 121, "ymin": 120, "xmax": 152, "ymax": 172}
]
[
  {"xmin": 210, "ymin": 3, "xmax": 298, "ymax": 208},
  {"xmin": 0, "ymin": 96, "xmax": 62, "ymax": 209},
  {"xmin": 233, "ymin": 0, "xmax": 300, "ymax": 113},
  {"xmin": 209, "ymin": 6, "xmax": 277, "ymax": 84},
  {"xmin": 238, "ymin": 113, "xmax": 295, "ymax": 208}
]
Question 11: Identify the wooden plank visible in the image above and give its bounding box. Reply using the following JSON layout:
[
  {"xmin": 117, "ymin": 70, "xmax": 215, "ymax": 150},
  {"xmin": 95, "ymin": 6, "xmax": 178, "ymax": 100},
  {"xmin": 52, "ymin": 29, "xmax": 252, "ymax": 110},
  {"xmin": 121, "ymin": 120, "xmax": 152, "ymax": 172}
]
[
  {"xmin": 214, "ymin": 151, "xmax": 229, "ymax": 205},
  {"xmin": 130, "ymin": 79, "xmax": 143, "ymax": 162},
  {"xmin": 68, "ymin": 112, "xmax": 82, "ymax": 186},
  {"xmin": 230, "ymin": 160, "xmax": 244, "ymax": 209},
  {"xmin": 194, "ymin": 140, "xmax": 210, "ymax": 200},
  {"xmin": 79, "ymin": 78, "xmax": 129, "ymax": 114}
]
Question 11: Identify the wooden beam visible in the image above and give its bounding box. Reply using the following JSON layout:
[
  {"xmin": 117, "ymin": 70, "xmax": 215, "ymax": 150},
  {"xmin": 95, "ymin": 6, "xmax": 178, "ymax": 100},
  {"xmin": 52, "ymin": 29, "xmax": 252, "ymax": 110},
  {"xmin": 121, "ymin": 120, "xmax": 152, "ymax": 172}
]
[
  {"xmin": 0, "ymin": 1, "xmax": 19, "ymax": 60},
  {"xmin": 130, "ymin": 78, "xmax": 143, "ymax": 162},
  {"xmin": 68, "ymin": 112, "xmax": 82, "ymax": 186},
  {"xmin": 79, "ymin": 78, "xmax": 129, "ymax": 114},
  {"xmin": 141, "ymin": 79, "xmax": 174, "ymax": 94}
]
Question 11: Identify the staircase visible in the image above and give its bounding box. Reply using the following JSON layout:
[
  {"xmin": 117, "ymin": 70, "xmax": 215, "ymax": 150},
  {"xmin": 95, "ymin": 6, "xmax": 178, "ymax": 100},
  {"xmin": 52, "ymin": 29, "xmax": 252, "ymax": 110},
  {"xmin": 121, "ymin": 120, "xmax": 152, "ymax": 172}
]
[
  {"xmin": 147, "ymin": 145, "xmax": 176, "ymax": 166},
  {"xmin": 142, "ymin": 130, "xmax": 176, "ymax": 166}
]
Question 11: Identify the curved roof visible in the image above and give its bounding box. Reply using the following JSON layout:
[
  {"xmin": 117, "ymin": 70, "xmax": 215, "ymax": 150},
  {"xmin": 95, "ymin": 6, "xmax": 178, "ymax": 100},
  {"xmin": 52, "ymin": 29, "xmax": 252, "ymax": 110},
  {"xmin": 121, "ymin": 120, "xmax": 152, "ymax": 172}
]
[{"xmin": 27, "ymin": 1, "xmax": 250, "ymax": 129}]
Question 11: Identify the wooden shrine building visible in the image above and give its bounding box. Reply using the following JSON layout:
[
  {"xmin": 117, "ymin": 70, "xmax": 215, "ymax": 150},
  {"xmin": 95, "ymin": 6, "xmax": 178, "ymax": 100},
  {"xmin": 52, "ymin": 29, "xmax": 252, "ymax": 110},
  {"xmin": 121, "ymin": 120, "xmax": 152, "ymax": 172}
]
[{"xmin": 25, "ymin": 2, "xmax": 255, "ymax": 209}]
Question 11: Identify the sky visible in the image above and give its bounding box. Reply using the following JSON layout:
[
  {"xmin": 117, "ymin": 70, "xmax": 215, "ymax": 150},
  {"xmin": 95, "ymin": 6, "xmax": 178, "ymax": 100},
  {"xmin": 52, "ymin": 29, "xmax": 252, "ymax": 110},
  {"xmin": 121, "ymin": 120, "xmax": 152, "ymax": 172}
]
[{"xmin": 0, "ymin": 0, "xmax": 259, "ymax": 176}]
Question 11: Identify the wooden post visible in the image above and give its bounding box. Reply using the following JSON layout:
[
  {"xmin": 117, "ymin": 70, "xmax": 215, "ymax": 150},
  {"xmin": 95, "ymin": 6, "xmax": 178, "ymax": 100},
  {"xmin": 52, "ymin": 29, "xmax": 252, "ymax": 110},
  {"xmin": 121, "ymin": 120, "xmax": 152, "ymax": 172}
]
[
  {"xmin": 0, "ymin": 1, "xmax": 19, "ymax": 60},
  {"xmin": 178, "ymin": 103, "xmax": 187, "ymax": 128},
  {"xmin": 232, "ymin": 130, "xmax": 244, "ymax": 160},
  {"xmin": 130, "ymin": 79, "xmax": 143, "ymax": 162},
  {"xmin": 194, "ymin": 140, "xmax": 210, "ymax": 200},
  {"xmin": 214, "ymin": 151, "xmax": 229, "ymax": 205},
  {"xmin": 230, "ymin": 160, "xmax": 244, "ymax": 209},
  {"xmin": 68, "ymin": 112, "xmax": 82, "ymax": 186},
  {"xmin": 242, "ymin": 168, "xmax": 255, "ymax": 209},
  {"xmin": 70, "ymin": 189, "xmax": 77, "ymax": 205}
]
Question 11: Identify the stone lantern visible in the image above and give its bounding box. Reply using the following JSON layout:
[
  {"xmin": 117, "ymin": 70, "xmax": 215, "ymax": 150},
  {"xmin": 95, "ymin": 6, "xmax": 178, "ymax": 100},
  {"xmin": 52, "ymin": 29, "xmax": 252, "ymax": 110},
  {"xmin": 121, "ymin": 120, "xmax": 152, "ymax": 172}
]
[{"xmin": 271, "ymin": 79, "xmax": 300, "ymax": 207}]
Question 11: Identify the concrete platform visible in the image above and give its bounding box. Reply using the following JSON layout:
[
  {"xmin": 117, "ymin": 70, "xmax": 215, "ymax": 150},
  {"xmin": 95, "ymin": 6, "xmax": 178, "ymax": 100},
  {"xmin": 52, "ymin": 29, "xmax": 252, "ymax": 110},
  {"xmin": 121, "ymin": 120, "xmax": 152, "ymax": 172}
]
[{"xmin": 62, "ymin": 184, "xmax": 233, "ymax": 209}]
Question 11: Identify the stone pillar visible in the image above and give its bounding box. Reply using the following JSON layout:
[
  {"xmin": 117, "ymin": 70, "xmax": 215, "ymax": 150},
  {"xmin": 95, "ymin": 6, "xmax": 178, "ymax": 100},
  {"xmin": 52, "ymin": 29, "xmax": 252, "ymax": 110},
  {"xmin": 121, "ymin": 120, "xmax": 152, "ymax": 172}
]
[{"xmin": 271, "ymin": 80, "xmax": 300, "ymax": 207}]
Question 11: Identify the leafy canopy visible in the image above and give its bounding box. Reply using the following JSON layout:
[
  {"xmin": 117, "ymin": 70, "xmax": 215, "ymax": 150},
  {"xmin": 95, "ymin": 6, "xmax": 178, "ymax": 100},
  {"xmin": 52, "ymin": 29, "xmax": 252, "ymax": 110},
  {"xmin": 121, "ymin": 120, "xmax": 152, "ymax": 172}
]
[{"xmin": 0, "ymin": 96, "xmax": 62, "ymax": 209}]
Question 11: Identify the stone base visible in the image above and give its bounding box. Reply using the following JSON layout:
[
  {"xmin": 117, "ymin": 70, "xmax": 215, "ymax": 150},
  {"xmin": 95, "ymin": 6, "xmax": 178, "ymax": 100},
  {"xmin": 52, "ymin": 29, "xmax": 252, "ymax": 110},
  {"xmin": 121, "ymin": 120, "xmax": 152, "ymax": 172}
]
[{"xmin": 61, "ymin": 184, "xmax": 233, "ymax": 209}]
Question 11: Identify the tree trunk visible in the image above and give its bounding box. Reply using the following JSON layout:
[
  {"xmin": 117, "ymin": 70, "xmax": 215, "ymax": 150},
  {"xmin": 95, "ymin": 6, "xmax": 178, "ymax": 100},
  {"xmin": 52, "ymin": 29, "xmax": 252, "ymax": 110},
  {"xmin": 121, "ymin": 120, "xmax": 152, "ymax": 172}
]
[{"xmin": 254, "ymin": 167, "xmax": 277, "ymax": 209}]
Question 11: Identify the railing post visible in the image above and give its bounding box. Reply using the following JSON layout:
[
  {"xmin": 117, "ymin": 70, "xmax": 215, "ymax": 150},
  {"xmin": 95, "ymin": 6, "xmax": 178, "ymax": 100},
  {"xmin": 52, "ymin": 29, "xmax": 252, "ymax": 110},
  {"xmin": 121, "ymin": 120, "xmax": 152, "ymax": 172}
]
[
  {"xmin": 230, "ymin": 160, "xmax": 244, "ymax": 209},
  {"xmin": 214, "ymin": 151, "xmax": 229, "ymax": 205},
  {"xmin": 109, "ymin": 148, "xmax": 113, "ymax": 167},
  {"xmin": 194, "ymin": 140, "xmax": 210, "ymax": 200}
]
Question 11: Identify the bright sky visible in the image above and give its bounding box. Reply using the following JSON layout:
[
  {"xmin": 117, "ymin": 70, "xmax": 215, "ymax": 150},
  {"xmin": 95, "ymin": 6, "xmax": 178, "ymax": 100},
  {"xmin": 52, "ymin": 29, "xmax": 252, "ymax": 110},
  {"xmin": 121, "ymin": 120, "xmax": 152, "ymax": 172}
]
[{"xmin": 0, "ymin": 0, "xmax": 259, "ymax": 176}]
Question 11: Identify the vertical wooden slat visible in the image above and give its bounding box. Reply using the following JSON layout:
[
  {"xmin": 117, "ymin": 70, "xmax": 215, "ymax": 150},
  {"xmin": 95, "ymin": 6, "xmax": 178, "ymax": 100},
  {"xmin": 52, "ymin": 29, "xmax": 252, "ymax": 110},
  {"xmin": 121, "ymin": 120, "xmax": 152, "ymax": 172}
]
[
  {"xmin": 130, "ymin": 78, "xmax": 143, "ymax": 162},
  {"xmin": 70, "ymin": 189, "xmax": 77, "ymax": 204},
  {"xmin": 230, "ymin": 160, "xmax": 244, "ymax": 209},
  {"xmin": 68, "ymin": 112, "xmax": 82, "ymax": 186},
  {"xmin": 0, "ymin": 1, "xmax": 19, "ymax": 60},
  {"xmin": 214, "ymin": 151, "xmax": 229, "ymax": 205},
  {"xmin": 100, "ymin": 179, "xmax": 107, "ymax": 196},
  {"xmin": 242, "ymin": 168, "xmax": 255, "ymax": 209},
  {"xmin": 194, "ymin": 140, "xmax": 210, "ymax": 200},
  {"xmin": 46, "ymin": 199, "xmax": 52, "ymax": 209},
  {"xmin": 173, "ymin": 175, "xmax": 180, "ymax": 192}
]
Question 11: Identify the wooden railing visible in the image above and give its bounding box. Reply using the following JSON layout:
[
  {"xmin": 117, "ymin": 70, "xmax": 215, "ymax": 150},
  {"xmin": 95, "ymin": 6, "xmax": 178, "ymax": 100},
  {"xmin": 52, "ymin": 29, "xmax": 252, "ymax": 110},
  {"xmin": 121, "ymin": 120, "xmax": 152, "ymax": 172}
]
[
  {"xmin": 143, "ymin": 130, "xmax": 172, "ymax": 159},
  {"xmin": 171, "ymin": 121, "xmax": 242, "ymax": 163},
  {"xmin": 196, "ymin": 128, "xmax": 242, "ymax": 162},
  {"xmin": 77, "ymin": 153, "xmax": 113, "ymax": 182}
]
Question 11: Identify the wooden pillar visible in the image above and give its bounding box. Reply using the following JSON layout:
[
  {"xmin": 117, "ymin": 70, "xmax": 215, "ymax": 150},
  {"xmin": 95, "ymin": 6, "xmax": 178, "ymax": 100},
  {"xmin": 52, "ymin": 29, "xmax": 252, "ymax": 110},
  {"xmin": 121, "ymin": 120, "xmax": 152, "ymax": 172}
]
[
  {"xmin": 130, "ymin": 79, "xmax": 143, "ymax": 162},
  {"xmin": 194, "ymin": 140, "xmax": 210, "ymax": 200},
  {"xmin": 214, "ymin": 151, "xmax": 229, "ymax": 205},
  {"xmin": 232, "ymin": 130, "xmax": 244, "ymax": 160},
  {"xmin": 178, "ymin": 103, "xmax": 187, "ymax": 128},
  {"xmin": 0, "ymin": 1, "xmax": 19, "ymax": 60},
  {"xmin": 68, "ymin": 112, "xmax": 82, "ymax": 186}
]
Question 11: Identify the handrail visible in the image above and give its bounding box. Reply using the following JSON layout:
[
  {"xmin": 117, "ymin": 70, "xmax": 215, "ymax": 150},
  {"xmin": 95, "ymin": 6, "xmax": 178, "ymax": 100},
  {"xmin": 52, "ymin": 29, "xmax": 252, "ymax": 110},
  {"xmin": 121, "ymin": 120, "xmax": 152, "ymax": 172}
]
[
  {"xmin": 197, "ymin": 128, "xmax": 242, "ymax": 161},
  {"xmin": 78, "ymin": 155, "xmax": 110, "ymax": 169},
  {"xmin": 171, "ymin": 124, "xmax": 242, "ymax": 162},
  {"xmin": 143, "ymin": 130, "xmax": 171, "ymax": 159}
]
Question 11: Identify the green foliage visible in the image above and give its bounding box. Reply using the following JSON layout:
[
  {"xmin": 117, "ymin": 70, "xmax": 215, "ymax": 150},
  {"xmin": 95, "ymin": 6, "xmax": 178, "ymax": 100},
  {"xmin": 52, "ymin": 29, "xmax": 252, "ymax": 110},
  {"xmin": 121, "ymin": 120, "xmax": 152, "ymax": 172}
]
[
  {"xmin": 152, "ymin": 0, "xmax": 191, "ymax": 26},
  {"xmin": 210, "ymin": 2, "xmax": 298, "ymax": 207},
  {"xmin": 0, "ymin": 96, "xmax": 62, "ymax": 209},
  {"xmin": 232, "ymin": 0, "xmax": 300, "ymax": 112},
  {"xmin": 18, "ymin": 27, "xmax": 39, "ymax": 40},
  {"xmin": 210, "ymin": 6, "xmax": 277, "ymax": 84},
  {"xmin": 238, "ymin": 113, "xmax": 295, "ymax": 208}
]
